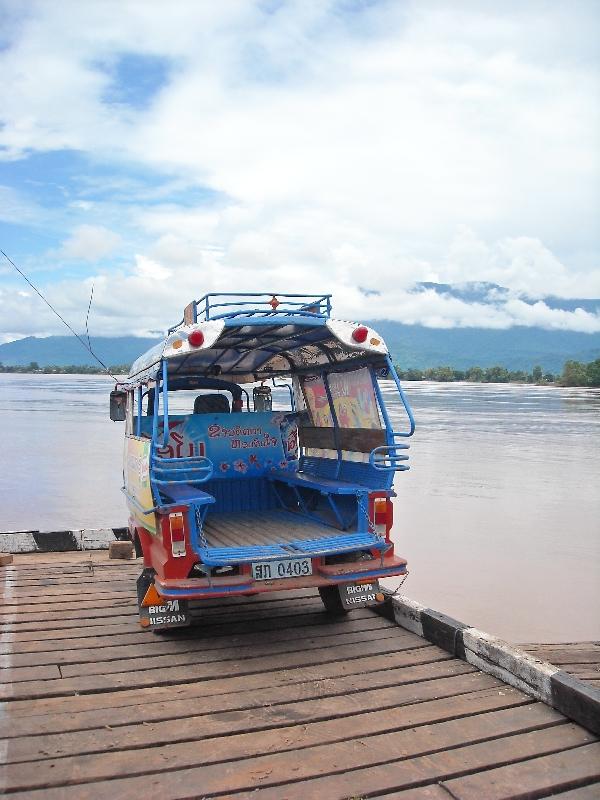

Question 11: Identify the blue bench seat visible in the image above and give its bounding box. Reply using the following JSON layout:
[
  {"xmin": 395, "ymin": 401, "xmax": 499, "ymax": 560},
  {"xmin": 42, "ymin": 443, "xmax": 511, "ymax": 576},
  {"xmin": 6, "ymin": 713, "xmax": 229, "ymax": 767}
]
[
  {"xmin": 155, "ymin": 482, "xmax": 215, "ymax": 507},
  {"xmin": 268, "ymin": 469, "xmax": 367, "ymax": 495}
]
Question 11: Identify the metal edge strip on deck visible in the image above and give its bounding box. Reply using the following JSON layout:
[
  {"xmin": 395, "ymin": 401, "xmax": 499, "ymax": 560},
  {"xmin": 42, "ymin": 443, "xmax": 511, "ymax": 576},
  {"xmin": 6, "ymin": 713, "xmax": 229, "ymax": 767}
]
[{"xmin": 376, "ymin": 590, "xmax": 600, "ymax": 736}]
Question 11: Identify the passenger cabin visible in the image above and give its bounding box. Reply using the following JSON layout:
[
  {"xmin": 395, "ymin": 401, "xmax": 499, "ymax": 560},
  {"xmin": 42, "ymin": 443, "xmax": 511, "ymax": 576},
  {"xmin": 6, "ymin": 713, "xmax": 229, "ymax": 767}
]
[{"xmin": 116, "ymin": 293, "xmax": 415, "ymax": 597}]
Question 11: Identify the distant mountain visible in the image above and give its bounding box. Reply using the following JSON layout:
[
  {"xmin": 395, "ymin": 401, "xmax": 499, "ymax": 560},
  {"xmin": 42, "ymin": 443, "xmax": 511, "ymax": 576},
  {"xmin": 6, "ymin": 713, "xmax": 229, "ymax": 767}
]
[
  {"xmin": 1, "ymin": 326, "xmax": 599, "ymax": 374},
  {"xmin": 412, "ymin": 282, "xmax": 600, "ymax": 314},
  {"xmin": 0, "ymin": 336, "xmax": 160, "ymax": 368},
  {"xmin": 2, "ymin": 281, "xmax": 599, "ymax": 374},
  {"xmin": 366, "ymin": 323, "xmax": 600, "ymax": 373}
]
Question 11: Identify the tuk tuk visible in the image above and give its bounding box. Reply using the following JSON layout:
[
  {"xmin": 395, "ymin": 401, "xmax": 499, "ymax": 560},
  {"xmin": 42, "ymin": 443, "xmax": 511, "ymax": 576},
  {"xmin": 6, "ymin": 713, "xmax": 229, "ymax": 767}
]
[{"xmin": 110, "ymin": 293, "xmax": 415, "ymax": 629}]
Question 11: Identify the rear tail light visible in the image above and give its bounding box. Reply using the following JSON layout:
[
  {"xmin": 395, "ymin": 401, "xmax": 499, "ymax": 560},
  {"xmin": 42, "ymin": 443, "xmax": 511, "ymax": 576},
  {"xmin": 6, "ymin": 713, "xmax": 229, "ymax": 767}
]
[
  {"xmin": 370, "ymin": 495, "xmax": 393, "ymax": 538},
  {"xmin": 374, "ymin": 498, "xmax": 388, "ymax": 526},
  {"xmin": 169, "ymin": 512, "xmax": 186, "ymax": 557},
  {"xmin": 188, "ymin": 329, "xmax": 205, "ymax": 347},
  {"xmin": 352, "ymin": 326, "xmax": 369, "ymax": 343}
]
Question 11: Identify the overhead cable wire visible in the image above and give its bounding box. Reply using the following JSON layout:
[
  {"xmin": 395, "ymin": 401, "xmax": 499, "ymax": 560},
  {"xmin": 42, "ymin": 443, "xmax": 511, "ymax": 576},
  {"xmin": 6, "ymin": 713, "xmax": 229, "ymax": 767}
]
[{"xmin": 1, "ymin": 248, "xmax": 117, "ymax": 380}]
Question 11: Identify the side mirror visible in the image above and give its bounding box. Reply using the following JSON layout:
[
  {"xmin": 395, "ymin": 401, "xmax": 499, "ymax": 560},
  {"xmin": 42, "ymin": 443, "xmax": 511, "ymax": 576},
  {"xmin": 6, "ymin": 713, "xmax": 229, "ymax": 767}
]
[{"xmin": 110, "ymin": 390, "xmax": 127, "ymax": 421}]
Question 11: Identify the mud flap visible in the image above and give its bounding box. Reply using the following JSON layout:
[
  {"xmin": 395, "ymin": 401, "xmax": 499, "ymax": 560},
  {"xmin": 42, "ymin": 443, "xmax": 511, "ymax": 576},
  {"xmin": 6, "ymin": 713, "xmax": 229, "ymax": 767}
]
[
  {"xmin": 139, "ymin": 597, "xmax": 191, "ymax": 629},
  {"xmin": 339, "ymin": 580, "xmax": 385, "ymax": 610},
  {"xmin": 137, "ymin": 570, "xmax": 191, "ymax": 629}
]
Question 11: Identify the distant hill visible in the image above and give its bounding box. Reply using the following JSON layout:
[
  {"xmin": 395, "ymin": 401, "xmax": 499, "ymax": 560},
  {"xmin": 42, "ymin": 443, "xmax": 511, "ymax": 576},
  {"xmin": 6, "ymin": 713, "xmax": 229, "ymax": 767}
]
[
  {"xmin": 0, "ymin": 336, "xmax": 160, "ymax": 368},
  {"xmin": 366, "ymin": 323, "xmax": 600, "ymax": 373},
  {"xmin": 1, "ymin": 326, "xmax": 599, "ymax": 374}
]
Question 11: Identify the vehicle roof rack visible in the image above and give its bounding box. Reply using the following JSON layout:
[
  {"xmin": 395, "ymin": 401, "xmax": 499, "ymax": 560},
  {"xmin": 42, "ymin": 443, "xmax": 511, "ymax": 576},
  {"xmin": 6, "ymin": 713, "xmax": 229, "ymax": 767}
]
[{"xmin": 168, "ymin": 293, "xmax": 332, "ymax": 333}]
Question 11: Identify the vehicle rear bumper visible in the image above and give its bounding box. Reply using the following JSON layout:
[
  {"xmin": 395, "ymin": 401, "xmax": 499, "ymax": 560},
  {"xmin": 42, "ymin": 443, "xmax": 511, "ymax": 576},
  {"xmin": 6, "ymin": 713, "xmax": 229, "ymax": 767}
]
[{"xmin": 154, "ymin": 555, "xmax": 407, "ymax": 600}]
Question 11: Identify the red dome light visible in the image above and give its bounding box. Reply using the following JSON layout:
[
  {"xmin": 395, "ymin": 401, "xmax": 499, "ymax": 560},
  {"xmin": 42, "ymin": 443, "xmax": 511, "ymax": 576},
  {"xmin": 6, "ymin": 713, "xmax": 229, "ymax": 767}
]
[
  {"xmin": 188, "ymin": 329, "xmax": 205, "ymax": 347},
  {"xmin": 352, "ymin": 326, "xmax": 369, "ymax": 343}
]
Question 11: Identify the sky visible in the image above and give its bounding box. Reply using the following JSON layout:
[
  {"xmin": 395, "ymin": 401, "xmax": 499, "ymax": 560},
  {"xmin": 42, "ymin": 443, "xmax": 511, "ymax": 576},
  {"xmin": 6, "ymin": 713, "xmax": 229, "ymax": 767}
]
[{"xmin": 0, "ymin": 0, "xmax": 599, "ymax": 342}]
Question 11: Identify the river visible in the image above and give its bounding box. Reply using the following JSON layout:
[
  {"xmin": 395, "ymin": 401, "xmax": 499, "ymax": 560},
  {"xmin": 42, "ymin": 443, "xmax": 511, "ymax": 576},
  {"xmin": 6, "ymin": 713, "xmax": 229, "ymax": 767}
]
[{"xmin": 1, "ymin": 373, "xmax": 598, "ymax": 642}]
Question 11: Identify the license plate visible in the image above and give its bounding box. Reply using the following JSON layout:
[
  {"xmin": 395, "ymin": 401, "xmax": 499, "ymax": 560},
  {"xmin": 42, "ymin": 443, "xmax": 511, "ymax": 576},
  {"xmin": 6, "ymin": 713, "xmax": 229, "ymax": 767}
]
[
  {"xmin": 252, "ymin": 557, "xmax": 313, "ymax": 581},
  {"xmin": 339, "ymin": 581, "xmax": 382, "ymax": 609},
  {"xmin": 139, "ymin": 598, "xmax": 190, "ymax": 629}
]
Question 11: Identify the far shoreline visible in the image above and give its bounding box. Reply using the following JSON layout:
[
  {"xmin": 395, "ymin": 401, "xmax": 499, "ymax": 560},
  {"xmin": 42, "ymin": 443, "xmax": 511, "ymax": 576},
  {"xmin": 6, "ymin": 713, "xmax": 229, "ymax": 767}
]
[{"xmin": 2, "ymin": 369, "xmax": 600, "ymax": 390}]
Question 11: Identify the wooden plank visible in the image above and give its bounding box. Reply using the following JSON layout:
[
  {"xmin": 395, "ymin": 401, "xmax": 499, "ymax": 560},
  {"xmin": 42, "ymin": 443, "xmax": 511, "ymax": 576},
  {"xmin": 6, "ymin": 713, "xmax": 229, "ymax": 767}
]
[
  {"xmin": 0, "ymin": 695, "xmax": 555, "ymax": 794},
  {"xmin": 56, "ymin": 626, "xmax": 413, "ymax": 679},
  {"xmin": 1, "ymin": 614, "xmax": 395, "ymax": 665},
  {"xmin": 4, "ymin": 551, "xmax": 597, "ymax": 800},
  {"xmin": 4, "ymin": 591, "xmax": 328, "ymax": 623},
  {"xmin": 0, "ymin": 664, "xmax": 61, "ymax": 684},
  {"xmin": 0, "ymin": 605, "xmax": 387, "ymax": 645},
  {"xmin": 0, "ymin": 607, "xmax": 391, "ymax": 654},
  {"xmin": 2, "ymin": 710, "xmax": 587, "ymax": 799},
  {"xmin": 0, "ymin": 612, "xmax": 140, "ymax": 634},
  {"xmin": 1, "ymin": 586, "xmax": 318, "ymax": 619},
  {"xmin": 0, "ymin": 596, "xmax": 329, "ymax": 632},
  {"xmin": 522, "ymin": 643, "xmax": 600, "ymax": 650},
  {"xmin": 1, "ymin": 597, "xmax": 137, "ymax": 616},
  {"xmin": 0, "ymin": 592, "xmax": 324, "ymax": 631},
  {"xmin": 0, "ymin": 650, "xmax": 464, "ymax": 736},
  {"xmin": 2, "ymin": 675, "xmax": 503, "ymax": 766},
  {"xmin": 0, "ymin": 638, "xmax": 442, "ymax": 700},
  {"xmin": 520, "ymin": 650, "xmax": 600, "ymax": 665},
  {"xmin": 2, "ymin": 589, "xmax": 137, "ymax": 606},
  {"xmin": 538, "ymin": 785, "xmax": 600, "ymax": 799},
  {"xmin": 0, "ymin": 594, "xmax": 324, "ymax": 625},
  {"xmin": 370, "ymin": 788, "xmax": 452, "ymax": 800},
  {"xmin": 225, "ymin": 726, "xmax": 595, "ymax": 800},
  {"xmin": 299, "ymin": 425, "xmax": 386, "ymax": 452},
  {"xmin": 3, "ymin": 588, "xmax": 322, "ymax": 615},
  {"xmin": 442, "ymin": 742, "xmax": 600, "ymax": 799},
  {"xmin": 0, "ymin": 661, "xmax": 476, "ymax": 739}
]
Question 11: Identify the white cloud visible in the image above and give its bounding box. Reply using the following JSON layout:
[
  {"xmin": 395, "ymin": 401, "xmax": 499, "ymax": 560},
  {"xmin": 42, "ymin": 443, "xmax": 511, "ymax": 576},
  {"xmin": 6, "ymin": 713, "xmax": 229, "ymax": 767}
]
[
  {"xmin": 0, "ymin": 1, "xmax": 598, "ymax": 338},
  {"xmin": 134, "ymin": 254, "xmax": 171, "ymax": 280},
  {"xmin": 443, "ymin": 227, "xmax": 600, "ymax": 298},
  {"xmin": 2, "ymin": 233, "xmax": 599, "ymax": 340},
  {"xmin": 59, "ymin": 224, "xmax": 121, "ymax": 262}
]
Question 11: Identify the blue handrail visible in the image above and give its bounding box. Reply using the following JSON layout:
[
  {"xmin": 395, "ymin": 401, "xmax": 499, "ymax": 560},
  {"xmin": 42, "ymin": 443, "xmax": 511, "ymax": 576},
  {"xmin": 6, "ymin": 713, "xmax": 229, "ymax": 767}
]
[
  {"xmin": 151, "ymin": 455, "xmax": 214, "ymax": 484},
  {"xmin": 386, "ymin": 356, "xmax": 416, "ymax": 437},
  {"xmin": 168, "ymin": 293, "xmax": 332, "ymax": 331},
  {"xmin": 369, "ymin": 443, "xmax": 410, "ymax": 472},
  {"xmin": 371, "ymin": 356, "xmax": 416, "ymax": 439}
]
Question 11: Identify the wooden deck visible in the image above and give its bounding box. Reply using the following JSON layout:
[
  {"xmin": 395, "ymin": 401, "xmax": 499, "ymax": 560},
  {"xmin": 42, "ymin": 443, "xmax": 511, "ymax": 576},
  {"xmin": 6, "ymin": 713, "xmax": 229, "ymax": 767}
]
[
  {"xmin": 1, "ymin": 551, "xmax": 599, "ymax": 800},
  {"xmin": 521, "ymin": 643, "xmax": 600, "ymax": 688}
]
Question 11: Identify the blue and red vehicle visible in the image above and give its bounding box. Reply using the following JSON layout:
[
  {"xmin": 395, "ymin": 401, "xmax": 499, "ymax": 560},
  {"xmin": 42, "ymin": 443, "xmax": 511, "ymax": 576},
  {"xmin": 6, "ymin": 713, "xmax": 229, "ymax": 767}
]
[{"xmin": 110, "ymin": 293, "xmax": 415, "ymax": 628}]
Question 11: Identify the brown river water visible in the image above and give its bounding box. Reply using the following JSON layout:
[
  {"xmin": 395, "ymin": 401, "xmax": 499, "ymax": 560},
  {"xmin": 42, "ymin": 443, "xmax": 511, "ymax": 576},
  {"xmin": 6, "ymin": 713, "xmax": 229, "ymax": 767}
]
[{"xmin": 1, "ymin": 373, "xmax": 598, "ymax": 643}]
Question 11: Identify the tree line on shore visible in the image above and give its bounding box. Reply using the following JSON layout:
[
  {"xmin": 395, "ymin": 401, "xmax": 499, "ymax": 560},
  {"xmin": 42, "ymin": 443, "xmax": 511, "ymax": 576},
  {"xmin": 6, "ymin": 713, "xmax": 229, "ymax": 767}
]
[
  {"xmin": 0, "ymin": 362, "xmax": 130, "ymax": 375},
  {"xmin": 395, "ymin": 359, "xmax": 600, "ymax": 387},
  {"xmin": 1, "ymin": 358, "xmax": 599, "ymax": 387}
]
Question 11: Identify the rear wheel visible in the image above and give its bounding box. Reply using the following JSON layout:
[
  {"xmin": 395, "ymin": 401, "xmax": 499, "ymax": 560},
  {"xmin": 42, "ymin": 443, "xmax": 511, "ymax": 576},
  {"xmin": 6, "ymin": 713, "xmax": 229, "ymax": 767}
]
[{"xmin": 319, "ymin": 586, "xmax": 348, "ymax": 615}]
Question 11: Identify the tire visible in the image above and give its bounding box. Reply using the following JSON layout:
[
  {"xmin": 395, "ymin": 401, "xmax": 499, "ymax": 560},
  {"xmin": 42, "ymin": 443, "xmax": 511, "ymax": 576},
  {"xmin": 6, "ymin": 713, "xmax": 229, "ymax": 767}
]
[{"xmin": 319, "ymin": 586, "xmax": 349, "ymax": 615}]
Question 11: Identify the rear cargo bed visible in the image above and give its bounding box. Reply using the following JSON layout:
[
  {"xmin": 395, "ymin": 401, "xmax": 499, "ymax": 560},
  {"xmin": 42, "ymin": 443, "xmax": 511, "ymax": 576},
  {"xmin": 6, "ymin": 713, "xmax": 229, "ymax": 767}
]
[{"xmin": 203, "ymin": 509, "xmax": 338, "ymax": 548}]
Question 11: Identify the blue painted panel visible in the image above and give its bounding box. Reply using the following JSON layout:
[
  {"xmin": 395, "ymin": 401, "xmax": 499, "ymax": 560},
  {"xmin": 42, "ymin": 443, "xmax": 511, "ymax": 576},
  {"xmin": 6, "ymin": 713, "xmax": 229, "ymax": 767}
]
[
  {"xmin": 139, "ymin": 412, "xmax": 299, "ymax": 478},
  {"xmin": 299, "ymin": 455, "xmax": 393, "ymax": 490},
  {"xmin": 202, "ymin": 477, "xmax": 278, "ymax": 513}
]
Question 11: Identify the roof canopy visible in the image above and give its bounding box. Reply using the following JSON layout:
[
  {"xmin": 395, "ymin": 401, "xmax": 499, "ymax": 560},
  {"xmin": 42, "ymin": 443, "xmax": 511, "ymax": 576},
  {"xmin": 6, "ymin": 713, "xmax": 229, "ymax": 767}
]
[{"xmin": 127, "ymin": 294, "xmax": 388, "ymax": 385}]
